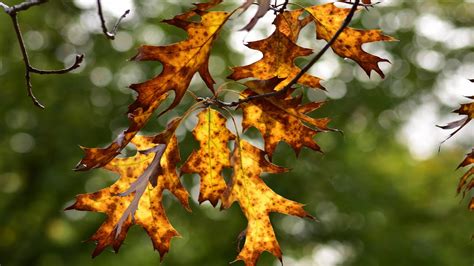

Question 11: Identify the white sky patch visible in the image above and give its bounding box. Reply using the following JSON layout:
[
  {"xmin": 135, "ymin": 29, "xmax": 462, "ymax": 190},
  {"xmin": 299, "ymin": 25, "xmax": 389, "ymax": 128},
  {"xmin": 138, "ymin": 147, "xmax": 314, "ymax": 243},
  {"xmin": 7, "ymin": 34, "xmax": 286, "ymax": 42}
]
[
  {"xmin": 280, "ymin": 242, "xmax": 353, "ymax": 266},
  {"xmin": 73, "ymin": 0, "xmax": 134, "ymax": 17},
  {"xmin": 398, "ymin": 97, "xmax": 474, "ymax": 161},
  {"xmin": 434, "ymin": 65, "xmax": 474, "ymax": 107},
  {"xmin": 415, "ymin": 14, "xmax": 453, "ymax": 43},
  {"xmin": 398, "ymin": 101, "xmax": 444, "ymax": 160}
]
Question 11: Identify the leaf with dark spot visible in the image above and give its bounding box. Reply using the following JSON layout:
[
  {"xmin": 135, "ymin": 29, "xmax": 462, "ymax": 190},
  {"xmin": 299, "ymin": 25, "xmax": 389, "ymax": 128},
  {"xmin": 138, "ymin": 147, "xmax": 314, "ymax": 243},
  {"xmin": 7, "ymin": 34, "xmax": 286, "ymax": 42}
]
[
  {"xmin": 230, "ymin": 11, "xmax": 323, "ymax": 91},
  {"xmin": 306, "ymin": 3, "xmax": 396, "ymax": 78},
  {"xmin": 75, "ymin": 0, "xmax": 230, "ymax": 171},
  {"xmin": 67, "ymin": 135, "xmax": 190, "ymax": 259},
  {"xmin": 222, "ymin": 140, "xmax": 313, "ymax": 265},
  {"xmin": 181, "ymin": 108, "xmax": 235, "ymax": 206},
  {"xmin": 241, "ymin": 79, "xmax": 331, "ymax": 158}
]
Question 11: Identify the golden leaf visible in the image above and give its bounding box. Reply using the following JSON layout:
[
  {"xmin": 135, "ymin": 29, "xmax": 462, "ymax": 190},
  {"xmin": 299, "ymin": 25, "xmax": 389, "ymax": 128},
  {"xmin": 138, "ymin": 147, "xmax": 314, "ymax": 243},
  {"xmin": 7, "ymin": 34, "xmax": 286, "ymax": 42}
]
[
  {"xmin": 75, "ymin": 1, "xmax": 230, "ymax": 171},
  {"xmin": 229, "ymin": 11, "xmax": 323, "ymax": 91},
  {"xmin": 306, "ymin": 3, "xmax": 396, "ymax": 78},
  {"xmin": 181, "ymin": 108, "xmax": 235, "ymax": 206},
  {"xmin": 241, "ymin": 79, "xmax": 330, "ymax": 158},
  {"xmin": 222, "ymin": 140, "xmax": 312, "ymax": 265},
  {"xmin": 68, "ymin": 135, "xmax": 190, "ymax": 259}
]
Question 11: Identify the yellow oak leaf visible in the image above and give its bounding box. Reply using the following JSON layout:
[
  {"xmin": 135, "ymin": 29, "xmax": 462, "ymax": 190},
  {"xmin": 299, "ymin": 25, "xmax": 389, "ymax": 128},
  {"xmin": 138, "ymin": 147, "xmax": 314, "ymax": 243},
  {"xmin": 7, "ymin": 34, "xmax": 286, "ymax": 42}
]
[
  {"xmin": 229, "ymin": 12, "xmax": 323, "ymax": 91},
  {"xmin": 75, "ymin": 1, "xmax": 230, "ymax": 171},
  {"xmin": 274, "ymin": 9, "xmax": 312, "ymax": 43},
  {"xmin": 181, "ymin": 108, "xmax": 235, "ymax": 206},
  {"xmin": 305, "ymin": 3, "xmax": 396, "ymax": 78},
  {"xmin": 67, "ymin": 134, "xmax": 190, "ymax": 258},
  {"xmin": 222, "ymin": 140, "xmax": 312, "ymax": 265},
  {"xmin": 241, "ymin": 79, "xmax": 330, "ymax": 158}
]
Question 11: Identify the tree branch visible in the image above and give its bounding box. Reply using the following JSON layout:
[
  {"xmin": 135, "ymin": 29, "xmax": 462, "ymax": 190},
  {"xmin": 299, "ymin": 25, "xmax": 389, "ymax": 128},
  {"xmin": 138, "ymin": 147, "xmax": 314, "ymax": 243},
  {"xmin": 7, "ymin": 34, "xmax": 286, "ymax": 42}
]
[
  {"xmin": 1, "ymin": 0, "xmax": 84, "ymax": 108},
  {"xmin": 97, "ymin": 0, "xmax": 130, "ymax": 40},
  {"xmin": 218, "ymin": 0, "xmax": 361, "ymax": 108}
]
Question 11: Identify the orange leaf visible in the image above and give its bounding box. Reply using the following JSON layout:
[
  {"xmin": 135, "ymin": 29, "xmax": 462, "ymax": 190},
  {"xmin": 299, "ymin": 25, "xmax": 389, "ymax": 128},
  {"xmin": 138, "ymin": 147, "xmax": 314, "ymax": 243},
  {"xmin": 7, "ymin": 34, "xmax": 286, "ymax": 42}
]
[
  {"xmin": 68, "ymin": 135, "xmax": 190, "ymax": 258},
  {"xmin": 75, "ymin": 1, "xmax": 230, "ymax": 171},
  {"xmin": 305, "ymin": 3, "xmax": 396, "ymax": 78},
  {"xmin": 229, "ymin": 11, "xmax": 323, "ymax": 91},
  {"xmin": 222, "ymin": 140, "xmax": 312, "ymax": 265},
  {"xmin": 181, "ymin": 108, "xmax": 235, "ymax": 206},
  {"xmin": 241, "ymin": 79, "xmax": 330, "ymax": 158}
]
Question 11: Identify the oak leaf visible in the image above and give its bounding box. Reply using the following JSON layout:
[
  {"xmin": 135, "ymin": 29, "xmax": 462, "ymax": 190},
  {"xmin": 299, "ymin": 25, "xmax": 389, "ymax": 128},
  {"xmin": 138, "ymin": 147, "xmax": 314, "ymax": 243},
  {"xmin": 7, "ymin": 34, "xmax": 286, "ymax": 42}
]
[
  {"xmin": 222, "ymin": 140, "xmax": 312, "ymax": 265},
  {"xmin": 438, "ymin": 95, "xmax": 474, "ymax": 141},
  {"xmin": 241, "ymin": 79, "xmax": 330, "ymax": 158},
  {"xmin": 229, "ymin": 11, "xmax": 323, "ymax": 91},
  {"xmin": 181, "ymin": 108, "xmax": 235, "ymax": 206},
  {"xmin": 67, "ymin": 134, "xmax": 190, "ymax": 258},
  {"xmin": 305, "ymin": 3, "xmax": 396, "ymax": 78},
  {"xmin": 75, "ymin": 0, "xmax": 230, "ymax": 171}
]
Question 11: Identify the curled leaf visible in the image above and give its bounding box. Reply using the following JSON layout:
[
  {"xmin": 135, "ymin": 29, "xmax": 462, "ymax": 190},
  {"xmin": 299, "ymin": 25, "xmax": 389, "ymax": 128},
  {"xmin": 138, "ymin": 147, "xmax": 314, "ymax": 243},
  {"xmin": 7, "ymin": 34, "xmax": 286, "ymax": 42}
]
[
  {"xmin": 240, "ymin": 0, "xmax": 271, "ymax": 31},
  {"xmin": 67, "ymin": 135, "xmax": 190, "ymax": 259}
]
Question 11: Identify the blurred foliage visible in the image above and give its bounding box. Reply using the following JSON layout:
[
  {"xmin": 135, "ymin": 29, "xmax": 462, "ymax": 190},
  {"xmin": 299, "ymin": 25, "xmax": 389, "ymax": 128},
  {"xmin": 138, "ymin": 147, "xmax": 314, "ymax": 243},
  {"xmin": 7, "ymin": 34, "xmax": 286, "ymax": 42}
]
[{"xmin": 0, "ymin": 0, "xmax": 473, "ymax": 265}]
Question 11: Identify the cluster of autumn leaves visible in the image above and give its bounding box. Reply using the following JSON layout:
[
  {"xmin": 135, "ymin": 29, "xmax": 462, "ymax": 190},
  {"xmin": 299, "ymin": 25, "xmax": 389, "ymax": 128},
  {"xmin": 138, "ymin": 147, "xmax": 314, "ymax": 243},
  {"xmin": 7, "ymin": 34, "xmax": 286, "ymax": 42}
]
[
  {"xmin": 67, "ymin": 0, "xmax": 397, "ymax": 265},
  {"xmin": 439, "ymin": 81, "xmax": 474, "ymax": 212}
]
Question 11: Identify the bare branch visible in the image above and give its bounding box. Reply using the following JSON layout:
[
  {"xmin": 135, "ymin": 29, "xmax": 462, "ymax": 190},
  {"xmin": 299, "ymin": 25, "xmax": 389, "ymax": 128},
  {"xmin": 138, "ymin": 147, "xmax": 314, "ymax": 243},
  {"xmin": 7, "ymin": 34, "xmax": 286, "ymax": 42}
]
[
  {"xmin": 1, "ymin": 0, "xmax": 47, "ymax": 14},
  {"xmin": 97, "ymin": 0, "xmax": 130, "ymax": 40},
  {"xmin": 1, "ymin": 0, "xmax": 84, "ymax": 108},
  {"xmin": 218, "ymin": 0, "xmax": 361, "ymax": 107}
]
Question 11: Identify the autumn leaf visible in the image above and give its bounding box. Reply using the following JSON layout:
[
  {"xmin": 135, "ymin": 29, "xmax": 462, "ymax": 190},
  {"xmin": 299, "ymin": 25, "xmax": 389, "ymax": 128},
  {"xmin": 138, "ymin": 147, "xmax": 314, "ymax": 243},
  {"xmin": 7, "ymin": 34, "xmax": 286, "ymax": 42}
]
[
  {"xmin": 75, "ymin": 0, "xmax": 231, "ymax": 171},
  {"xmin": 222, "ymin": 140, "xmax": 313, "ymax": 265},
  {"xmin": 274, "ymin": 9, "xmax": 312, "ymax": 43},
  {"xmin": 67, "ymin": 134, "xmax": 190, "ymax": 258},
  {"xmin": 439, "ymin": 85, "xmax": 474, "ymax": 211},
  {"xmin": 241, "ymin": 78, "xmax": 330, "ymax": 158},
  {"xmin": 229, "ymin": 11, "xmax": 323, "ymax": 91},
  {"xmin": 305, "ymin": 3, "xmax": 396, "ymax": 78},
  {"xmin": 181, "ymin": 108, "xmax": 235, "ymax": 206},
  {"xmin": 438, "ymin": 95, "xmax": 474, "ymax": 142}
]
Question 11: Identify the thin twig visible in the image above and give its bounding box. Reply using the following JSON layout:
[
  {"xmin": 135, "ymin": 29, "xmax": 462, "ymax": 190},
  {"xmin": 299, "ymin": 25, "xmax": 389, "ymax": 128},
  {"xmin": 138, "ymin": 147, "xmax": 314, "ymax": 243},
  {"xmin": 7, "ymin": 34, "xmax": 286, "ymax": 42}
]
[
  {"xmin": 1, "ymin": 0, "xmax": 84, "ymax": 108},
  {"xmin": 97, "ymin": 0, "xmax": 130, "ymax": 40},
  {"xmin": 341, "ymin": 0, "xmax": 380, "ymax": 11},
  {"xmin": 219, "ymin": 0, "xmax": 361, "ymax": 108}
]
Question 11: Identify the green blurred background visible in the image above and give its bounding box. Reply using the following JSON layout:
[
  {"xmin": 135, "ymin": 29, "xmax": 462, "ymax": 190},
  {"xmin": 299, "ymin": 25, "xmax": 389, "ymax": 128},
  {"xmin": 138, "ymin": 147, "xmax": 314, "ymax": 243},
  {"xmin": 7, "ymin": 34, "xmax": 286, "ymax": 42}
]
[{"xmin": 0, "ymin": 0, "xmax": 473, "ymax": 265}]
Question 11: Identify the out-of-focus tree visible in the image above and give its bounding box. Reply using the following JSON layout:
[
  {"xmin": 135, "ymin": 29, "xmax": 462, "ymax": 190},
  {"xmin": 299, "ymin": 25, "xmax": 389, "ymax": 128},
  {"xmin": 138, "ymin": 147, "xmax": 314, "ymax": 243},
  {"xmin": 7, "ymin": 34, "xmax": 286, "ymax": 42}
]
[{"xmin": 0, "ymin": 0, "xmax": 472, "ymax": 266}]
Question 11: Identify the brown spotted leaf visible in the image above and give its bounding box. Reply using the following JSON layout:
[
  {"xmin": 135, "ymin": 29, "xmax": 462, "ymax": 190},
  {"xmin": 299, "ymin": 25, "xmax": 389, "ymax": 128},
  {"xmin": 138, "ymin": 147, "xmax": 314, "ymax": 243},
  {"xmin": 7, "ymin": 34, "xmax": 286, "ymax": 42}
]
[
  {"xmin": 229, "ymin": 11, "xmax": 323, "ymax": 91},
  {"xmin": 75, "ymin": 1, "xmax": 230, "ymax": 171},
  {"xmin": 67, "ymin": 135, "xmax": 190, "ymax": 258},
  {"xmin": 222, "ymin": 140, "xmax": 312, "ymax": 265},
  {"xmin": 241, "ymin": 79, "xmax": 330, "ymax": 158},
  {"xmin": 181, "ymin": 108, "xmax": 235, "ymax": 206},
  {"xmin": 305, "ymin": 3, "xmax": 396, "ymax": 78}
]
